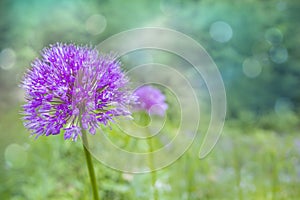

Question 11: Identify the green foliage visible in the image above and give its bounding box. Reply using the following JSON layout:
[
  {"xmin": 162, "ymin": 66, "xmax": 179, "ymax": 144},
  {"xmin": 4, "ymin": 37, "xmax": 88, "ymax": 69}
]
[
  {"xmin": 0, "ymin": 107, "xmax": 300, "ymax": 199},
  {"xmin": 1, "ymin": 0, "xmax": 300, "ymax": 199}
]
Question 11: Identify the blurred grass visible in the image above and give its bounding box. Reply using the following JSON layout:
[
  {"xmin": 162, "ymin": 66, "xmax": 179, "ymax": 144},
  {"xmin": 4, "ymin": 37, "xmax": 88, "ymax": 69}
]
[{"xmin": 1, "ymin": 107, "xmax": 300, "ymax": 199}]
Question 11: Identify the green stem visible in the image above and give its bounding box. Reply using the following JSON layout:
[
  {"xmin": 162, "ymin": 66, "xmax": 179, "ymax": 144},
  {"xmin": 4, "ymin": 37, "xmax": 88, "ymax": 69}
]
[
  {"xmin": 81, "ymin": 128, "xmax": 100, "ymax": 200},
  {"xmin": 147, "ymin": 136, "xmax": 158, "ymax": 200}
]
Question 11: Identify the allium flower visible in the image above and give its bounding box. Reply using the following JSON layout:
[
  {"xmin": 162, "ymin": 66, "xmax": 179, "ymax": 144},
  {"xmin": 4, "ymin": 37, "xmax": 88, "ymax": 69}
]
[
  {"xmin": 134, "ymin": 85, "xmax": 168, "ymax": 116},
  {"xmin": 21, "ymin": 43, "xmax": 134, "ymax": 141}
]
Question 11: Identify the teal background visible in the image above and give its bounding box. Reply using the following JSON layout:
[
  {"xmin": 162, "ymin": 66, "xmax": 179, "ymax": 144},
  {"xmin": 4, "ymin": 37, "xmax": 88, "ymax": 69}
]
[{"xmin": 0, "ymin": 0, "xmax": 299, "ymax": 199}]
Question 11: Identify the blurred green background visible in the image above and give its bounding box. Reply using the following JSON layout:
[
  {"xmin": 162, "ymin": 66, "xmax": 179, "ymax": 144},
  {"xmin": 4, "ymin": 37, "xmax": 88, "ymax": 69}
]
[{"xmin": 0, "ymin": 0, "xmax": 300, "ymax": 199}]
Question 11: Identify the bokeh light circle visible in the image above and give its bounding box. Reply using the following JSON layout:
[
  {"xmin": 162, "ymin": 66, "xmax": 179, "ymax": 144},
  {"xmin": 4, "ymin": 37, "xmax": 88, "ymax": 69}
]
[
  {"xmin": 209, "ymin": 21, "xmax": 233, "ymax": 43},
  {"xmin": 0, "ymin": 48, "xmax": 16, "ymax": 70},
  {"xmin": 242, "ymin": 58, "xmax": 262, "ymax": 78},
  {"xmin": 85, "ymin": 14, "xmax": 107, "ymax": 35},
  {"xmin": 265, "ymin": 28, "xmax": 283, "ymax": 45},
  {"xmin": 269, "ymin": 46, "xmax": 288, "ymax": 64}
]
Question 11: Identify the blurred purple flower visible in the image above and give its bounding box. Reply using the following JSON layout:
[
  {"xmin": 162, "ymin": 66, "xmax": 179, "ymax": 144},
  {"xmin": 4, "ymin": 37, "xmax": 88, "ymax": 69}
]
[
  {"xmin": 21, "ymin": 43, "xmax": 134, "ymax": 141},
  {"xmin": 134, "ymin": 85, "xmax": 168, "ymax": 116}
]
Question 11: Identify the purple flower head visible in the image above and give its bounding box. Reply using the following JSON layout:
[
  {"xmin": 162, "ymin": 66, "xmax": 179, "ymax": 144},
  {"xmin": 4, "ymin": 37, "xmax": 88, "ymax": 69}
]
[
  {"xmin": 133, "ymin": 85, "xmax": 168, "ymax": 116},
  {"xmin": 21, "ymin": 43, "xmax": 134, "ymax": 141}
]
